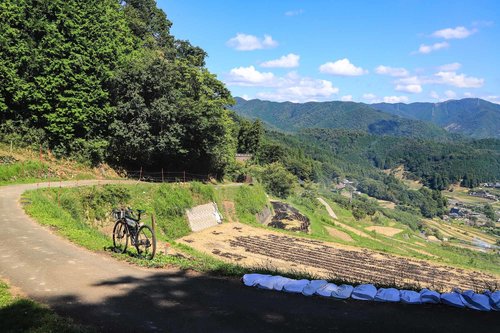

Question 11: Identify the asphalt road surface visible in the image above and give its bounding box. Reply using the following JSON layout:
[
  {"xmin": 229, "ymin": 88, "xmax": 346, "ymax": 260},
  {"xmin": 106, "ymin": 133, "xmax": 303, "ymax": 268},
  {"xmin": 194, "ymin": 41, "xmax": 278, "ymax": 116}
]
[{"xmin": 0, "ymin": 181, "xmax": 498, "ymax": 332}]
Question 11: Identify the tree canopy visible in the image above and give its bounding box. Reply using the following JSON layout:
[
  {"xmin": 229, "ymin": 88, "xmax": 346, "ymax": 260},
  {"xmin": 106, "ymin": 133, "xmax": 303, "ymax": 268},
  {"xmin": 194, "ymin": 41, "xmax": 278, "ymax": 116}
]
[{"xmin": 0, "ymin": 0, "xmax": 236, "ymax": 175}]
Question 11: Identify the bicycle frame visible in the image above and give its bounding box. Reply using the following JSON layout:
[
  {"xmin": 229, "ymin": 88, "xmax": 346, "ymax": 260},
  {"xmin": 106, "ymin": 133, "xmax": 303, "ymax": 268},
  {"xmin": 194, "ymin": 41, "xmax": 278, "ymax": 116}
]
[{"xmin": 112, "ymin": 207, "xmax": 155, "ymax": 259}]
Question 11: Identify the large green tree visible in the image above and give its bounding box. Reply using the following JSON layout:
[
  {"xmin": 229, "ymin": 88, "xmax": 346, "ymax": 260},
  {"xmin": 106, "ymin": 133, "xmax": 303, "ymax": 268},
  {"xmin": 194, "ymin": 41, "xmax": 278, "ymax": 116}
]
[
  {"xmin": 108, "ymin": 0, "xmax": 236, "ymax": 175},
  {"xmin": 1, "ymin": 0, "xmax": 237, "ymax": 175},
  {"xmin": 0, "ymin": 0, "xmax": 134, "ymax": 155}
]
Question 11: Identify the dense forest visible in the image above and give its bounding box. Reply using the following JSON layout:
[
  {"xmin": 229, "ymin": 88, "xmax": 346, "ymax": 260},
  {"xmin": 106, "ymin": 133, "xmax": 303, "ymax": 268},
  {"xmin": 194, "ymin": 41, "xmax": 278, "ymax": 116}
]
[
  {"xmin": 240, "ymin": 127, "xmax": 449, "ymax": 218},
  {"xmin": 232, "ymin": 97, "xmax": 452, "ymax": 140},
  {"xmin": 373, "ymin": 98, "xmax": 500, "ymax": 139},
  {"xmin": 299, "ymin": 129, "xmax": 500, "ymax": 189},
  {"xmin": 0, "ymin": 0, "xmax": 235, "ymax": 176}
]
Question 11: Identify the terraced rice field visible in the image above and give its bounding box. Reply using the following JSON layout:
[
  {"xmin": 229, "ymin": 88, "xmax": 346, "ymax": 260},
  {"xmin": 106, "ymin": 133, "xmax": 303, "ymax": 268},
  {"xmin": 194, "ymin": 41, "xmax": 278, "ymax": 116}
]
[{"xmin": 179, "ymin": 223, "xmax": 500, "ymax": 292}]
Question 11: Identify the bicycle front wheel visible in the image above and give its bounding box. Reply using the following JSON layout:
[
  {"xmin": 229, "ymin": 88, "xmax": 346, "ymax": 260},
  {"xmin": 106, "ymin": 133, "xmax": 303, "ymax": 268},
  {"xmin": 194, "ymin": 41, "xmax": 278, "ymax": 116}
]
[
  {"xmin": 113, "ymin": 220, "xmax": 128, "ymax": 253},
  {"xmin": 135, "ymin": 225, "xmax": 156, "ymax": 260}
]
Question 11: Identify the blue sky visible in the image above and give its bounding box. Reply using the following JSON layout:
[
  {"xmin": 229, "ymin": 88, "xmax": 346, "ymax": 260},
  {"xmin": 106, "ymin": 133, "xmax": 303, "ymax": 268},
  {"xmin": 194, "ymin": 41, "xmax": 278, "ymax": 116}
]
[{"xmin": 158, "ymin": 0, "xmax": 500, "ymax": 104}]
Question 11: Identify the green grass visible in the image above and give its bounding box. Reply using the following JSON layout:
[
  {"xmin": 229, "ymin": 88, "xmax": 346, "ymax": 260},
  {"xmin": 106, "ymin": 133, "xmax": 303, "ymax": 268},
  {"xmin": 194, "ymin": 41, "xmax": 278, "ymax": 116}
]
[
  {"xmin": 22, "ymin": 181, "xmax": 499, "ymax": 288},
  {"xmin": 214, "ymin": 183, "xmax": 269, "ymax": 225},
  {"xmin": 0, "ymin": 281, "xmax": 93, "ymax": 333},
  {"xmin": 22, "ymin": 183, "xmax": 309, "ymax": 279},
  {"xmin": 314, "ymin": 196, "xmax": 500, "ymax": 275},
  {"xmin": 0, "ymin": 159, "xmax": 96, "ymax": 186}
]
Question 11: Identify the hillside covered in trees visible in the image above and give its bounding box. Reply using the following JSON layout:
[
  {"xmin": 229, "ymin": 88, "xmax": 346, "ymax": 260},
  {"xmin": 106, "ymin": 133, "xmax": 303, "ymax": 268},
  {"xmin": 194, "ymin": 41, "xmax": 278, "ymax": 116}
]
[
  {"xmin": 233, "ymin": 97, "xmax": 500, "ymax": 139},
  {"xmin": 232, "ymin": 97, "xmax": 451, "ymax": 140},
  {"xmin": 373, "ymin": 98, "xmax": 500, "ymax": 139},
  {"xmin": 0, "ymin": 0, "xmax": 235, "ymax": 176}
]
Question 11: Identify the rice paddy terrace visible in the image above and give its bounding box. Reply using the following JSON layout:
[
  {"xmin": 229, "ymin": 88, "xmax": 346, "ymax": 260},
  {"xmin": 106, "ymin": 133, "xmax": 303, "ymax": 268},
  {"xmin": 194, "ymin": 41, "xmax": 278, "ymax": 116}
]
[{"xmin": 180, "ymin": 223, "xmax": 500, "ymax": 292}]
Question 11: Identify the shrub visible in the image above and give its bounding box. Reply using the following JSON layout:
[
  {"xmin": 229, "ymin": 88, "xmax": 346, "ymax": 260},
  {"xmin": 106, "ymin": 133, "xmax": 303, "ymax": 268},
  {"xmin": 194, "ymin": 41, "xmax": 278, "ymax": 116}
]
[{"xmin": 260, "ymin": 162, "xmax": 296, "ymax": 198}]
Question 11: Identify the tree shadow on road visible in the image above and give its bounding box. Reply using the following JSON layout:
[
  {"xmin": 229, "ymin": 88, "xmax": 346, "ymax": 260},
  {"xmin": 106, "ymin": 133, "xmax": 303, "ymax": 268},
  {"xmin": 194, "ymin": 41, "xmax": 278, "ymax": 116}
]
[
  {"xmin": 36, "ymin": 270, "xmax": 500, "ymax": 333},
  {"xmin": 0, "ymin": 296, "xmax": 93, "ymax": 333}
]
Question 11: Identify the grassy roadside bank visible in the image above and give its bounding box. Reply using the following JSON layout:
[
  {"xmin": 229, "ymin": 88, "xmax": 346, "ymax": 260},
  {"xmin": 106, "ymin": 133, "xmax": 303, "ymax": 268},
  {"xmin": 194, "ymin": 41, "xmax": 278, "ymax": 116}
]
[
  {"xmin": 0, "ymin": 280, "xmax": 93, "ymax": 333},
  {"xmin": 21, "ymin": 183, "xmax": 310, "ymax": 280},
  {"xmin": 0, "ymin": 143, "xmax": 113, "ymax": 186},
  {"xmin": 22, "ymin": 182, "xmax": 500, "ymax": 279}
]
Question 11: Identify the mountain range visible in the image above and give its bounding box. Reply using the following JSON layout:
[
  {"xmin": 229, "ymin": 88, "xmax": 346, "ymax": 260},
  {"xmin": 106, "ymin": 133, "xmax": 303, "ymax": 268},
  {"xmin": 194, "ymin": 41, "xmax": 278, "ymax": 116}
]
[{"xmin": 232, "ymin": 97, "xmax": 500, "ymax": 139}]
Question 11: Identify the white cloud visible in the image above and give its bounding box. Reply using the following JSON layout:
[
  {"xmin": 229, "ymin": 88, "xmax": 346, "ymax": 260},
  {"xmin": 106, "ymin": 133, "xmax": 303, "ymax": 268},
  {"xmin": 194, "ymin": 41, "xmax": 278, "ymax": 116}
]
[
  {"xmin": 363, "ymin": 93, "xmax": 377, "ymax": 101},
  {"xmin": 417, "ymin": 42, "xmax": 449, "ymax": 54},
  {"xmin": 432, "ymin": 26, "xmax": 476, "ymax": 39},
  {"xmin": 261, "ymin": 53, "xmax": 300, "ymax": 68},
  {"xmin": 383, "ymin": 96, "xmax": 409, "ymax": 103},
  {"xmin": 241, "ymin": 94, "xmax": 251, "ymax": 100},
  {"xmin": 434, "ymin": 71, "xmax": 484, "ymax": 88},
  {"xmin": 226, "ymin": 33, "xmax": 278, "ymax": 51},
  {"xmin": 484, "ymin": 96, "xmax": 500, "ymax": 104},
  {"xmin": 396, "ymin": 76, "xmax": 422, "ymax": 85},
  {"xmin": 226, "ymin": 66, "xmax": 275, "ymax": 86},
  {"xmin": 341, "ymin": 95, "xmax": 353, "ymax": 101},
  {"xmin": 463, "ymin": 92, "xmax": 473, "ymax": 98},
  {"xmin": 255, "ymin": 72, "xmax": 339, "ymax": 103},
  {"xmin": 375, "ymin": 65, "xmax": 409, "ymax": 77},
  {"xmin": 438, "ymin": 62, "xmax": 462, "ymax": 71},
  {"xmin": 395, "ymin": 84, "xmax": 422, "ymax": 94},
  {"xmin": 444, "ymin": 90, "xmax": 457, "ymax": 99},
  {"xmin": 319, "ymin": 58, "xmax": 367, "ymax": 76},
  {"xmin": 285, "ymin": 9, "xmax": 304, "ymax": 16},
  {"xmin": 430, "ymin": 91, "xmax": 440, "ymax": 100}
]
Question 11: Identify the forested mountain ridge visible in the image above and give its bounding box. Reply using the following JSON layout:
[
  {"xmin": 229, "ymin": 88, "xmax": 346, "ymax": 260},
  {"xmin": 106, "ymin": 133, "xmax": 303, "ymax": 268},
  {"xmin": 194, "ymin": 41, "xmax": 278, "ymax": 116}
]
[
  {"xmin": 372, "ymin": 98, "xmax": 500, "ymax": 139},
  {"xmin": 298, "ymin": 129, "xmax": 500, "ymax": 188},
  {"xmin": 234, "ymin": 97, "xmax": 500, "ymax": 139},
  {"xmin": 232, "ymin": 97, "xmax": 452, "ymax": 140}
]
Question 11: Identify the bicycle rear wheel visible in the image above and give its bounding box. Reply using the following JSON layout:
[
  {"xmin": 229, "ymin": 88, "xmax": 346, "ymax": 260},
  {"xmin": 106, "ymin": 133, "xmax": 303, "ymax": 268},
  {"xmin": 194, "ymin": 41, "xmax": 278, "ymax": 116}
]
[
  {"xmin": 113, "ymin": 220, "xmax": 128, "ymax": 253},
  {"xmin": 135, "ymin": 225, "xmax": 156, "ymax": 260}
]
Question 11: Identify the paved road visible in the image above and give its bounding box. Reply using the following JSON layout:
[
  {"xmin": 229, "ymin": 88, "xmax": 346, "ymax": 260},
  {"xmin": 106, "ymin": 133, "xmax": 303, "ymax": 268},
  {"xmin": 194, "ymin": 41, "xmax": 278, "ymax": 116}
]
[{"xmin": 0, "ymin": 181, "xmax": 498, "ymax": 332}]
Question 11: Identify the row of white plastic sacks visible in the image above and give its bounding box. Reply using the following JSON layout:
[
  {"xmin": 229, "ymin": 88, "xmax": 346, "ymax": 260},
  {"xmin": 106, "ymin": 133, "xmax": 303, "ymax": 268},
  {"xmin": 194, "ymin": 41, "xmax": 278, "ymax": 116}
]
[{"xmin": 243, "ymin": 274, "xmax": 500, "ymax": 312}]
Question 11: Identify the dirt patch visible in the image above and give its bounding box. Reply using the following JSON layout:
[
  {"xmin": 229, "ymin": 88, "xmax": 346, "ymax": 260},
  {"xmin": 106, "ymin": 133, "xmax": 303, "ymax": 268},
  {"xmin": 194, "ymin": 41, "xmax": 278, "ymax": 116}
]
[
  {"xmin": 427, "ymin": 236, "xmax": 441, "ymax": 242},
  {"xmin": 377, "ymin": 200, "xmax": 396, "ymax": 209},
  {"xmin": 365, "ymin": 226, "xmax": 403, "ymax": 237},
  {"xmin": 222, "ymin": 201, "xmax": 236, "ymax": 223},
  {"xmin": 325, "ymin": 226, "xmax": 354, "ymax": 242},
  {"xmin": 336, "ymin": 222, "xmax": 373, "ymax": 239},
  {"xmin": 178, "ymin": 223, "xmax": 500, "ymax": 292}
]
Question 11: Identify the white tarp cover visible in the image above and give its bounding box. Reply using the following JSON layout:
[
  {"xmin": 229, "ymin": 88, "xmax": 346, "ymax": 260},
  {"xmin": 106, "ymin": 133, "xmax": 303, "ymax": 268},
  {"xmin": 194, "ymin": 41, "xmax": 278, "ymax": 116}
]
[
  {"xmin": 400, "ymin": 290, "xmax": 421, "ymax": 304},
  {"xmin": 283, "ymin": 279, "xmax": 310, "ymax": 293},
  {"xmin": 485, "ymin": 291, "xmax": 500, "ymax": 311},
  {"xmin": 243, "ymin": 274, "xmax": 270, "ymax": 287},
  {"xmin": 242, "ymin": 274, "xmax": 495, "ymax": 311},
  {"xmin": 315, "ymin": 283, "xmax": 339, "ymax": 297},
  {"xmin": 462, "ymin": 290, "xmax": 491, "ymax": 311},
  {"xmin": 374, "ymin": 288, "xmax": 400, "ymax": 302},
  {"xmin": 351, "ymin": 284, "xmax": 377, "ymax": 301},
  {"xmin": 441, "ymin": 292, "xmax": 465, "ymax": 308},
  {"xmin": 257, "ymin": 276, "xmax": 292, "ymax": 291},
  {"xmin": 302, "ymin": 280, "xmax": 328, "ymax": 296},
  {"xmin": 420, "ymin": 289, "xmax": 440, "ymax": 304},
  {"xmin": 331, "ymin": 284, "xmax": 354, "ymax": 299}
]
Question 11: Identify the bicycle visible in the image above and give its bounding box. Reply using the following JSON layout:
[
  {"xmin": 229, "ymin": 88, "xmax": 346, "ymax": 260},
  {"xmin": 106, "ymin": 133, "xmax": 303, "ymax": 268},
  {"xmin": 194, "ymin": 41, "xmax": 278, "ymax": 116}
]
[{"xmin": 112, "ymin": 207, "xmax": 156, "ymax": 260}]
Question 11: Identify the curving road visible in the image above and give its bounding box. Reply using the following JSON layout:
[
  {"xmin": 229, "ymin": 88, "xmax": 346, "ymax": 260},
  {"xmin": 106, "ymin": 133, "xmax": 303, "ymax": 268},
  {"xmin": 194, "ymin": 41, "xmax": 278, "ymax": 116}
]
[{"xmin": 0, "ymin": 181, "xmax": 498, "ymax": 332}]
